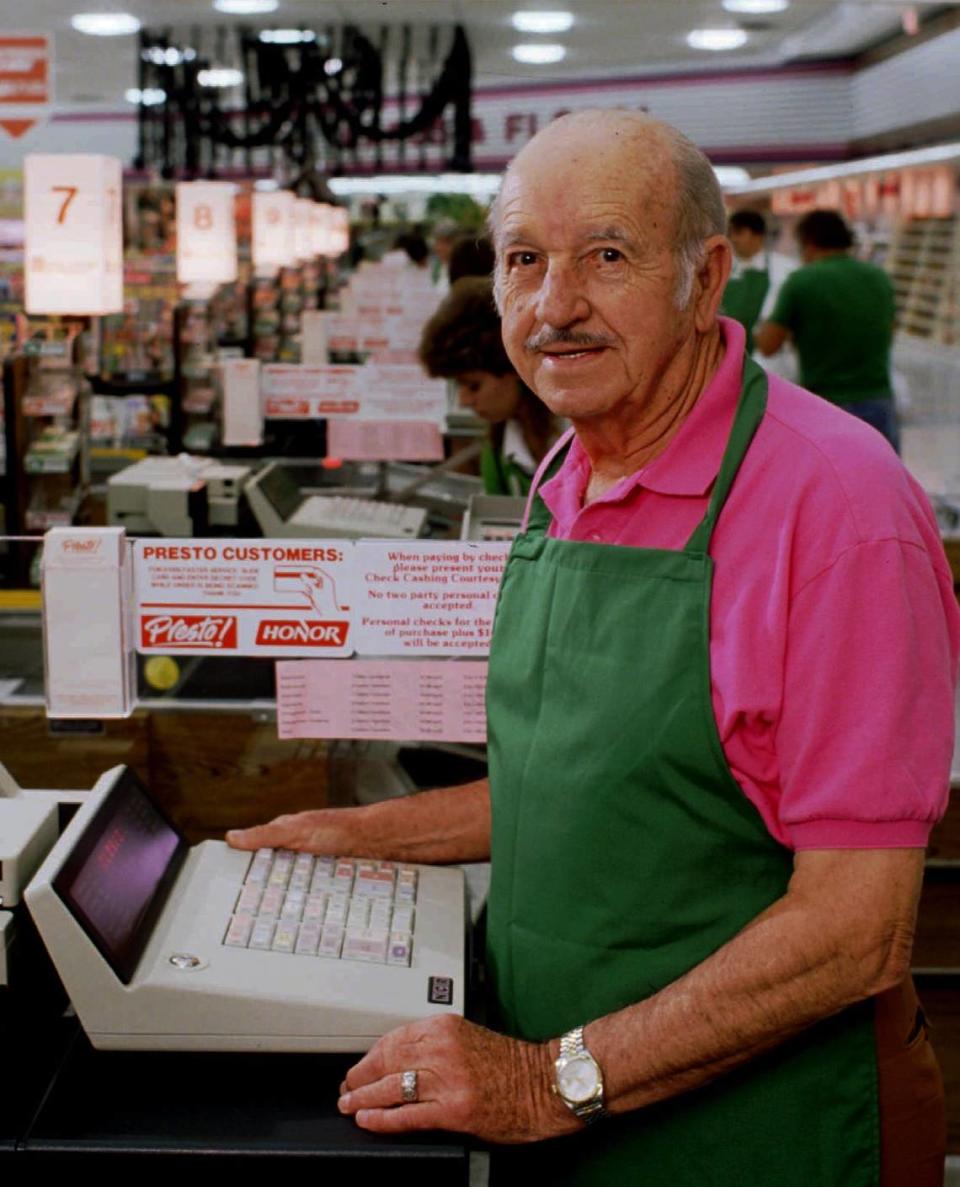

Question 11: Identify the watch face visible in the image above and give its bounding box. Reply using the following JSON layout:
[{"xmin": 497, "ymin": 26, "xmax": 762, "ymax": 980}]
[{"xmin": 558, "ymin": 1054, "xmax": 600, "ymax": 1104}]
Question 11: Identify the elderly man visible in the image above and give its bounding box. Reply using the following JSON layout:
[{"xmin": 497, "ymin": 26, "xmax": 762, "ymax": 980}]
[{"xmin": 229, "ymin": 111, "xmax": 957, "ymax": 1186}]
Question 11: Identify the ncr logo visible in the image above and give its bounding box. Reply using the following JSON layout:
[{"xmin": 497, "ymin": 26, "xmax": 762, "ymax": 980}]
[{"xmin": 255, "ymin": 620, "xmax": 349, "ymax": 647}]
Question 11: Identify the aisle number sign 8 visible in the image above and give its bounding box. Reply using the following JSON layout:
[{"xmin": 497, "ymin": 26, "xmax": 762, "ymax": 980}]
[
  {"xmin": 24, "ymin": 154, "xmax": 124, "ymax": 316},
  {"xmin": 175, "ymin": 181, "xmax": 238, "ymax": 286}
]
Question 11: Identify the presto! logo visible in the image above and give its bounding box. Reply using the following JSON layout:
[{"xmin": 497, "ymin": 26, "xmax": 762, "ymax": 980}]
[
  {"xmin": 62, "ymin": 537, "xmax": 102, "ymax": 554},
  {"xmin": 141, "ymin": 615, "xmax": 238, "ymax": 649}
]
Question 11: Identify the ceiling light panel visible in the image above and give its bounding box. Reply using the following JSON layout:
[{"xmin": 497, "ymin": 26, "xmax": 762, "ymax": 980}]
[
  {"xmin": 722, "ymin": 0, "xmax": 789, "ymax": 13},
  {"xmin": 512, "ymin": 11, "xmax": 574, "ymax": 34},
  {"xmin": 125, "ymin": 87, "xmax": 166, "ymax": 106},
  {"xmin": 328, "ymin": 173, "xmax": 503, "ymax": 197},
  {"xmin": 197, "ymin": 67, "xmax": 245, "ymax": 88},
  {"xmin": 213, "ymin": 0, "xmax": 279, "ymax": 14},
  {"xmin": 686, "ymin": 28, "xmax": 748, "ymax": 51},
  {"xmin": 71, "ymin": 13, "xmax": 141, "ymax": 36},
  {"xmin": 512, "ymin": 43, "xmax": 567, "ymax": 64},
  {"xmin": 259, "ymin": 29, "xmax": 317, "ymax": 44}
]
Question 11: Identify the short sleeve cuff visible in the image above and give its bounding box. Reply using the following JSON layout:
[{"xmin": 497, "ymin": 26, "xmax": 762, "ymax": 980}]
[{"xmin": 789, "ymin": 818, "xmax": 933, "ymax": 850}]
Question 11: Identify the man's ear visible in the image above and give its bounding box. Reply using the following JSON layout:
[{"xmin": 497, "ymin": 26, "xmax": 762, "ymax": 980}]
[{"xmin": 693, "ymin": 235, "xmax": 732, "ymax": 333}]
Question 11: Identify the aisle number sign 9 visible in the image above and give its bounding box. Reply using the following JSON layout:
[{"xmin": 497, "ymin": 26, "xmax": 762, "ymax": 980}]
[
  {"xmin": 294, "ymin": 197, "xmax": 314, "ymax": 263},
  {"xmin": 252, "ymin": 189, "xmax": 296, "ymax": 276},
  {"xmin": 24, "ymin": 154, "xmax": 123, "ymax": 315},
  {"xmin": 327, "ymin": 206, "xmax": 350, "ymax": 258},
  {"xmin": 309, "ymin": 202, "xmax": 349, "ymax": 259},
  {"xmin": 175, "ymin": 181, "xmax": 238, "ymax": 286}
]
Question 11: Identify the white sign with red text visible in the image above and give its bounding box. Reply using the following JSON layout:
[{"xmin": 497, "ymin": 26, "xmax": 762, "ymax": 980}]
[
  {"xmin": 25, "ymin": 153, "xmax": 123, "ymax": 315},
  {"xmin": 134, "ymin": 539, "xmax": 354, "ymax": 658},
  {"xmin": 325, "ymin": 310, "xmax": 437, "ymax": 353},
  {"xmin": 176, "ymin": 181, "xmax": 238, "ymax": 286},
  {"xmin": 0, "ymin": 34, "xmax": 51, "ymax": 140},
  {"xmin": 251, "ymin": 189, "xmax": 296, "ymax": 276},
  {"xmin": 261, "ymin": 363, "xmax": 446, "ymax": 423},
  {"xmin": 354, "ymin": 541, "xmax": 510, "ymax": 656}
]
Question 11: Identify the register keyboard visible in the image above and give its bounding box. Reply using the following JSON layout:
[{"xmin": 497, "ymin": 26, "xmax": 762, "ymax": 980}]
[
  {"xmin": 224, "ymin": 850, "xmax": 420, "ymax": 966},
  {"xmin": 25, "ymin": 765, "xmax": 466, "ymax": 1053},
  {"xmin": 289, "ymin": 493, "xmax": 426, "ymax": 538}
]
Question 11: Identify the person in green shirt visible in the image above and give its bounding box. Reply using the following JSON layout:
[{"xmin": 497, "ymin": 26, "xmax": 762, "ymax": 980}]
[
  {"xmin": 419, "ymin": 275, "xmax": 557, "ymax": 495},
  {"xmin": 756, "ymin": 209, "xmax": 899, "ymax": 450},
  {"xmin": 720, "ymin": 210, "xmax": 771, "ymax": 352}
]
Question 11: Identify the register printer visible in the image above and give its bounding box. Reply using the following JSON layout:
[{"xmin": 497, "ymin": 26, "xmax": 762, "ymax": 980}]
[
  {"xmin": 25, "ymin": 765, "xmax": 466, "ymax": 1052},
  {"xmin": 108, "ymin": 455, "xmax": 253, "ymax": 536},
  {"xmin": 245, "ymin": 461, "xmax": 427, "ymax": 540}
]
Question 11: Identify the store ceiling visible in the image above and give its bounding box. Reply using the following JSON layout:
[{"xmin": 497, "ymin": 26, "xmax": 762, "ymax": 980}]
[{"xmin": 1, "ymin": 0, "xmax": 954, "ymax": 106}]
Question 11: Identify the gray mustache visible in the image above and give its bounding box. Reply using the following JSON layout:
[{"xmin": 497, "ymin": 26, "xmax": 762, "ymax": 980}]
[{"xmin": 523, "ymin": 327, "xmax": 616, "ymax": 352}]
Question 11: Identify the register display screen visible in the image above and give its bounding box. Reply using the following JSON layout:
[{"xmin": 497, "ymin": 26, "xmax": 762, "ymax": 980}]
[{"xmin": 53, "ymin": 769, "xmax": 187, "ymax": 984}]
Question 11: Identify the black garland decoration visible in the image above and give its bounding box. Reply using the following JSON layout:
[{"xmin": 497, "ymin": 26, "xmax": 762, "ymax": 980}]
[{"xmin": 134, "ymin": 24, "xmax": 473, "ymax": 181}]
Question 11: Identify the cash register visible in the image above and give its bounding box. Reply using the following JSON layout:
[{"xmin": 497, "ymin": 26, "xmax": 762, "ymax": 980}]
[{"xmin": 26, "ymin": 765, "xmax": 466, "ymax": 1053}]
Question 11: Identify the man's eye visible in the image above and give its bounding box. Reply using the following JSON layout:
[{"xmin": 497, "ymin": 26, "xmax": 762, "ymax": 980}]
[
  {"xmin": 600, "ymin": 248, "xmax": 623, "ymax": 263},
  {"xmin": 508, "ymin": 251, "xmax": 538, "ymax": 268}
]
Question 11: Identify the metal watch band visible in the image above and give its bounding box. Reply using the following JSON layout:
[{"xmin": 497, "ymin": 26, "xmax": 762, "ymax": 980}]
[
  {"xmin": 559, "ymin": 1025, "xmax": 586, "ymax": 1061},
  {"xmin": 557, "ymin": 1025, "xmax": 607, "ymax": 1123}
]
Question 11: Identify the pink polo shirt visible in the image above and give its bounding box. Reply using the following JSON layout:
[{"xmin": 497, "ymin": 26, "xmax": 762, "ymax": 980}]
[{"xmin": 535, "ymin": 317, "xmax": 960, "ymax": 851}]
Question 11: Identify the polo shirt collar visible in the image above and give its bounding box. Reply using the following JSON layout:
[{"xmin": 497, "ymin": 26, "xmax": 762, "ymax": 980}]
[{"xmin": 540, "ymin": 317, "xmax": 746, "ymax": 515}]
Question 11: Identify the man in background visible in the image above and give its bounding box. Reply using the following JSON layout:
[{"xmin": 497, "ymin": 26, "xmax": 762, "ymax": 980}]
[
  {"xmin": 722, "ymin": 210, "xmax": 794, "ymax": 362},
  {"xmin": 756, "ymin": 208, "xmax": 899, "ymax": 449}
]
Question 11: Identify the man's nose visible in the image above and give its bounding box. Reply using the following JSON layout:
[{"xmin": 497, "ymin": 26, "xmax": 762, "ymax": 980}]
[{"xmin": 534, "ymin": 261, "xmax": 590, "ymax": 327}]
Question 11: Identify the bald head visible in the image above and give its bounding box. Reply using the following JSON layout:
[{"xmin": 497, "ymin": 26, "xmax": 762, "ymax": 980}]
[{"xmin": 491, "ymin": 110, "xmax": 725, "ymax": 309}]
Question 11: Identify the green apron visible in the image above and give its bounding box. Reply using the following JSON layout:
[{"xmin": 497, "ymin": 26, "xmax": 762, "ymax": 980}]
[
  {"xmin": 721, "ymin": 262, "xmax": 770, "ymax": 352},
  {"xmin": 482, "ymin": 438, "xmax": 533, "ymax": 497},
  {"xmin": 485, "ymin": 357, "xmax": 880, "ymax": 1185}
]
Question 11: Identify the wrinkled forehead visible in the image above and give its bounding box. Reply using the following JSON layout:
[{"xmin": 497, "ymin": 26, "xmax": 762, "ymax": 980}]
[{"xmin": 493, "ymin": 131, "xmax": 679, "ymax": 251}]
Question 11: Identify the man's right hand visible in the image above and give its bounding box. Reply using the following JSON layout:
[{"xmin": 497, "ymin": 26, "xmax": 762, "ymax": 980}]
[
  {"xmin": 226, "ymin": 808, "xmax": 365, "ymax": 856},
  {"xmin": 226, "ymin": 778, "xmax": 493, "ymax": 867}
]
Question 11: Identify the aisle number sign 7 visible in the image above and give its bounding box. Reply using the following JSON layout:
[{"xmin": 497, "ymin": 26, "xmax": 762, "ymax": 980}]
[
  {"xmin": 52, "ymin": 185, "xmax": 77, "ymax": 224},
  {"xmin": 24, "ymin": 154, "xmax": 124, "ymax": 315},
  {"xmin": 175, "ymin": 181, "xmax": 238, "ymax": 286}
]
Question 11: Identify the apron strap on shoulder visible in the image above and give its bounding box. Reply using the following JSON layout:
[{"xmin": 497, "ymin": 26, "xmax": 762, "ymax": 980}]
[
  {"xmin": 685, "ymin": 357, "xmax": 768, "ymax": 555},
  {"xmin": 520, "ymin": 427, "xmax": 576, "ymax": 535}
]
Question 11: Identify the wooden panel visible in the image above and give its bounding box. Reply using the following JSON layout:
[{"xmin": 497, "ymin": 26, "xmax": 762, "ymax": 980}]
[
  {"xmin": 913, "ymin": 874, "xmax": 960, "ymax": 970},
  {"xmin": 915, "ymin": 978, "xmax": 960, "ymax": 1153},
  {"xmin": 0, "ymin": 706, "xmax": 327, "ymax": 844},
  {"xmin": 0, "ymin": 707, "xmax": 150, "ymax": 790},
  {"xmin": 148, "ymin": 712, "xmax": 327, "ymax": 842},
  {"xmin": 928, "ymin": 794, "xmax": 960, "ymax": 861}
]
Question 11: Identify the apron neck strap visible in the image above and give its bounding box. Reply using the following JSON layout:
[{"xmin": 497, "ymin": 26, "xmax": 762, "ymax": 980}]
[
  {"xmin": 520, "ymin": 427, "xmax": 575, "ymax": 534},
  {"xmin": 520, "ymin": 359, "xmax": 768, "ymax": 547},
  {"xmin": 683, "ymin": 355, "xmax": 768, "ymax": 555}
]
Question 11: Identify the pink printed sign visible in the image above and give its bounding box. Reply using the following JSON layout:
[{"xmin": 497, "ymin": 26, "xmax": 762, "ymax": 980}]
[
  {"xmin": 327, "ymin": 419, "xmax": 444, "ymax": 461},
  {"xmin": 276, "ymin": 659, "xmax": 488, "ymax": 743}
]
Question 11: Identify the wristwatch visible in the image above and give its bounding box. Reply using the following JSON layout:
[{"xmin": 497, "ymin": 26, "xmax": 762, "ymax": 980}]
[{"xmin": 553, "ymin": 1025, "xmax": 607, "ymax": 1123}]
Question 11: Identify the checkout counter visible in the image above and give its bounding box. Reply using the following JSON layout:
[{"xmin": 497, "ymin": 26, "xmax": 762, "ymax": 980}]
[
  {"xmin": 0, "ymin": 753, "xmax": 483, "ymax": 1176},
  {"xmin": 0, "ymin": 583, "xmax": 488, "ymax": 1175}
]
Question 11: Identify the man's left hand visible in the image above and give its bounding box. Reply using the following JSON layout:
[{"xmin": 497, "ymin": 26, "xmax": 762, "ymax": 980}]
[{"xmin": 337, "ymin": 1014, "xmax": 578, "ymax": 1143}]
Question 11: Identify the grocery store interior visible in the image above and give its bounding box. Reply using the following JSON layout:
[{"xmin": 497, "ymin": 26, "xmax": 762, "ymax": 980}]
[{"xmin": 0, "ymin": 0, "xmax": 959, "ymax": 1178}]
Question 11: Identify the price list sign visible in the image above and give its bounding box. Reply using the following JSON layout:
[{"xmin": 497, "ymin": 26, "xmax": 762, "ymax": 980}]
[
  {"xmin": 276, "ymin": 659, "xmax": 489, "ymax": 743},
  {"xmin": 24, "ymin": 154, "xmax": 123, "ymax": 315}
]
